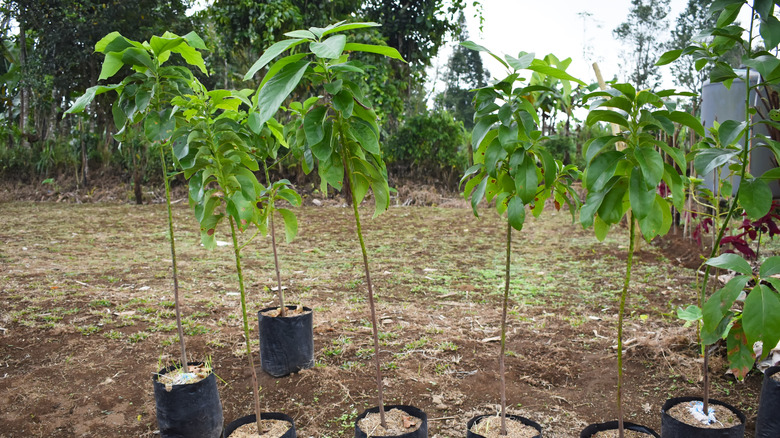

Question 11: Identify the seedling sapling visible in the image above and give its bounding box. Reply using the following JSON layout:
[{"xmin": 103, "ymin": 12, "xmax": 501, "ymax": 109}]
[{"xmin": 461, "ymin": 42, "xmax": 583, "ymax": 435}]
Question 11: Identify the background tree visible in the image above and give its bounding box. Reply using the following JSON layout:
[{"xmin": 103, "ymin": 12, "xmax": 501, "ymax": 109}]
[
  {"xmin": 613, "ymin": 0, "xmax": 671, "ymax": 90},
  {"xmin": 666, "ymin": 0, "xmax": 717, "ymax": 96},
  {"xmin": 434, "ymin": 12, "xmax": 489, "ymax": 132}
]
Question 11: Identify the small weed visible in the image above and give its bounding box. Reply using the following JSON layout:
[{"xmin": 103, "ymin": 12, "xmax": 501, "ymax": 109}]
[
  {"xmin": 159, "ymin": 301, "xmax": 175, "ymax": 308},
  {"xmin": 434, "ymin": 363, "xmax": 451, "ymax": 375},
  {"xmin": 403, "ymin": 336, "xmax": 429, "ymax": 352},
  {"xmin": 103, "ymin": 330, "xmax": 123, "ymax": 340},
  {"xmin": 324, "ymin": 347, "xmax": 343, "ymax": 357},
  {"xmin": 356, "ymin": 347, "xmax": 374, "ymax": 359},
  {"xmin": 89, "ymin": 299, "xmax": 111, "ymax": 307},
  {"xmin": 127, "ymin": 332, "xmax": 149, "ymax": 343},
  {"xmin": 381, "ymin": 361, "xmax": 398, "ymax": 371},
  {"xmin": 436, "ymin": 341, "xmax": 457, "ymax": 352},
  {"xmin": 340, "ymin": 361, "xmax": 364, "ymax": 370},
  {"xmin": 77, "ymin": 325, "xmax": 101, "ymax": 336}
]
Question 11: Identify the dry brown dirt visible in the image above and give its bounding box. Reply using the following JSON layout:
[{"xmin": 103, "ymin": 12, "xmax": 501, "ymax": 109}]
[{"xmin": 0, "ymin": 198, "xmax": 765, "ymax": 437}]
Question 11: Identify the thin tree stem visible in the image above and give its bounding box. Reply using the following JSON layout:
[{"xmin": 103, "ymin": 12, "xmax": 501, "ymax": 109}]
[
  {"xmin": 617, "ymin": 216, "xmax": 636, "ymax": 438},
  {"xmin": 270, "ymin": 211, "xmax": 286, "ymax": 316},
  {"xmin": 229, "ymin": 217, "xmax": 262, "ymax": 432},
  {"xmin": 265, "ymin": 162, "xmax": 286, "ymax": 317},
  {"xmin": 160, "ymin": 145, "xmax": 188, "ymax": 372},
  {"xmin": 499, "ymin": 221, "xmax": 512, "ymax": 436}
]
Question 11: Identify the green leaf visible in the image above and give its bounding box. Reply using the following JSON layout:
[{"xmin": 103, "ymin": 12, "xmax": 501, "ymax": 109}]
[
  {"xmin": 593, "ymin": 215, "xmax": 610, "ymax": 241},
  {"xmin": 95, "ymin": 32, "xmax": 129, "ymax": 53},
  {"xmin": 703, "ymin": 276, "xmax": 750, "ymax": 334},
  {"xmin": 527, "ymin": 60, "xmax": 586, "ymax": 85},
  {"xmin": 244, "ymin": 39, "xmax": 304, "ymax": 80},
  {"xmin": 759, "ymin": 256, "xmax": 780, "ymax": 277},
  {"xmin": 598, "ymin": 178, "xmax": 629, "ymax": 225},
  {"xmin": 505, "ymin": 52, "xmax": 535, "ymax": 70},
  {"xmin": 343, "ymin": 43, "xmax": 405, "ymax": 61},
  {"xmin": 760, "ymin": 15, "xmax": 780, "ymax": 49},
  {"xmin": 514, "ymin": 155, "xmax": 538, "ymax": 204},
  {"xmin": 584, "ymin": 135, "xmax": 622, "ymax": 164},
  {"xmin": 743, "ymin": 284, "xmax": 780, "ymax": 359},
  {"xmin": 304, "ymin": 106, "xmax": 328, "ymax": 146},
  {"xmin": 321, "ymin": 21, "xmax": 380, "ymax": 37},
  {"xmin": 254, "ymin": 59, "xmax": 310, "ymax": 131},
  {"xmin": 350, "ymin": 119, "xmax": 380, "ymax": 155},
  {"xmin": 150, "ymin": 35, "xmax": 185, "ymax": 57},
  {"xmin": 99, "ymin": 52, "xmax": 125, "ymax": 81},
  {"xmin": 460, "ymin": 40, "xmax": 509, "ymax": 69},
  {"xmin": 277, "ymin": 208, "xmax": 299, "ymax": 243},
  {"xmin": 710, "ymin": 62, "xmax": 739, "ymax": 83},
  {"xmin": 738, "ymin": 178, "xmax": 773, "ymax": 220},
  {"xmin": 121, "ymin": 47, "xmax": 155, "ymax": 72},
  {"xmin": 666, "ymin": 111, "xmax": 706, "ymax": 137},
  {"xmin": 677, "ymin": 305, "xmax": 702, "ymax": 322},
  {"xmin": 586, "ymin": 110, "xmax": 629, "ymax": 129},
  {"xmin": 716, "ymin": 2, "xmax": 742, "ymax": 27},
  {"xmin": 629, "ymin": 168, "xmax": 656, "ymax": 219},
  {"xmin": 585, "ymin": 150, "xmax": 624, "ymax": 192},
  {"xmin": 470, "ymin": 175, "xmax": 488, "ymax": 216},
  {"xmin": 472, "ymin": 115, "xmax": 498, "ymax": 149},
  {"xmin": 333, "ymin": 89, "xmax": 354, "ymax": 118},
  {"xmin": 310, "ymin": 34, "xmax": 347, "ymax": 59},
  {"xmin": 65, "ymin": 84, "xmax": 120, "ymax": 115},
  {"xmin": 706, "ymin": 253, "xmax": 752, "ymax": 275},
  {"xmin": 718, "ymin": 120, "xmax": 747, "ymax": 147},
  {"xmin": 284, "ymin": 29, "xmax": 316, "ymax": 39},
  {"xmin": 634, "ymin": 146, "xmax": 664, "ymax": 187},
  {"xmin": 507, "ymin": 196, "xmax": 526, "ymax": 231},
  {"xmin": 656, "ymin": 49, "xmax": 682, "ymax": 66},
  {"xmin": 693, "ymin": 148, "xmax": 739, "ymax": 176}
]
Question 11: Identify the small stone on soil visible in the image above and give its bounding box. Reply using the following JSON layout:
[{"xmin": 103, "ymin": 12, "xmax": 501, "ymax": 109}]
[
  {"xmin": 229, "ymin": 419, "xmax": 290, "ymax": 438},
  {"xmin": 469, "ymin": 415, "xmax": 539, "ymax": 438},
  {"xmin": 357, "ymin": 408, "xmax": 422, "ymax": 436}
]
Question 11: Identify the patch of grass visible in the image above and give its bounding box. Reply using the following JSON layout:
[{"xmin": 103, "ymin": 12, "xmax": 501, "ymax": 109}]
[
  {"xmin": 89, "ymin": 299, "xmax": 111, "ymax": 307},
  {"xmin": 127, "ymin": 332, "xmax": 149, "ymax": 343},
  {"xmin": 402, "ymin": 336, "xmax": 429, "ymax": 352},
  {"xmin": 436, "ymin": 341, "xmax": 457, "ymax": 352},
  {"xmin": 103, "ymin": 330, "xmax": 123, "ymax": 340},
  {"xmin": 77, "ymin": 325, "xmax": 101, "ymax": 336}
]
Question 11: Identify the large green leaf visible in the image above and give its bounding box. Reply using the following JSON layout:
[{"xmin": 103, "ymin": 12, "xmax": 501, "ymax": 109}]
[
  {"xmin": 244, "ymin": 39, "xmax": 304, "ymax": 80},
  {"xmin": 637, "ymin": 195, "xmax": 670, "ymax": 239},
  {"xmin": 702, "ymin": 275, "xmax": 750, "ymax": 334},
  {"xmin": 169, "ymin": 43, "xmax": 207, "ymax": 74},
  {"xmin": 666, "ymin": 111, "xmax": 706, "ymax": 137},
  {"xmin": 527, "ymin": 60, "xmax": 586, "ymax": 85},
  {"xmin": 304, "ymin": 106, "xmax": 328, "ymax": 145},
  {"xmin": 706, "ymin": 253, "xmax": 752, "ymax": 275},
  {"xmin": 597, "ymin": 177, "xmax": 629, "ymax": 225},
  {"xmin": 311, "ymin": 34, "xmax": 347, "ymax": 59},
  {"xmin": 121, "ymin": 48, "xmax": 155, "ymax": 72},
  {"xmin": 65, "ymin": 84, "xmax": 120, "ymax": 114},
  {"xmin": 514, "ymin": 156, "xmax": 538, "ymax": 204},
  {"xmin": 321, "ymin": 22, "xmax": 380, "ymax": 37},
  {"xmin": 693, "ymin": 147, "xmax": 739, "ymax": 176},
  {"xmin": 583, "ymin": 135, "xmax": 622, "ymax": 164},
  {"xmin": 254, "ymin": 59, "xmax": 310, "ymax": 130},
  {"xmin": 629, "ymin": 168, "xmax": 655, "ymax": 219},
  {"xmin": 350, "ymin": 119, "xmax": 380, "ymax": 155},
  {"xmin": 760, "ymin": 256, "xmax": 780, "ymax": 277},
  {"xmin": 99, "ymin": 52, "xmax": 125, "ymax": 81},
  {"xmin": 586, "ymin": 110, "xmax": 629, "ymax": 128},
  {"xmin": 656, "ymin": 49, "xmax": 682, "ymax": 66},
  {"xmin": 507, "ymin": 196, "xmax": 526, "ymax": 231},
  {"xmin": 718, "ymin": 120, "xmax": 747, "ymax": 147},
  {"xmin": 277, "ymin": 208, "xmax": 299, "ymax": 243},
  {"xmin": 738, "ymin": 178, "xmax": 773, "ymax": 220},
  {"xmin": 760, "ymin": 15, "xmax": 780, "ymax": 49},
  {"xmin": 470, "ymin": 175, "xmax": 488, "ymax": 216},
  {"xmin": 343, "ymin": 43, "xmax": 405, "ymax": 61},
  {"xmin": 95, "ymin": 32, "xmax": 130, "ymax": 53},
  {"xmin": 743, "ymin": 284, "xmax": 780, "ymax": 359},
  {"xmin": 585, "ymin": 150, "xmax": 624, "ymax": 192},
  {"xmin": 634, "ymin": 146, "xmax": 664, "ymax": 187}
]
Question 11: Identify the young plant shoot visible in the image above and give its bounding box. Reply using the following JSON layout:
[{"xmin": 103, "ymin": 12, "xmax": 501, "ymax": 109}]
[
  {"xmin": 580, "ymin": 82, "xmax": 702, "ymax": 436},
  {"xmin": 461, "ymin": 42, "xmax": 583, "ymax": 436}
]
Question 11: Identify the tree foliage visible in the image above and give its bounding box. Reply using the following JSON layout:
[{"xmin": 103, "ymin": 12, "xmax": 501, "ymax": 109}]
[{"xmin": 613, "ymin": 0, "xmax": 671, "ymax": 90}]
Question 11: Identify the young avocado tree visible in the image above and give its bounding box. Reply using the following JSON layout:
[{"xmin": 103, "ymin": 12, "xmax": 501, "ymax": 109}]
[
  {"xmin": 460, "ymin": 42, "xmax": 583, "ymax": 435},
  {"xmin": 243, "ymin": 21, "xmax": 404, "ymax": 427},
  {"xmin": 580, "ymin": 83, "xmax": 703, "ymax": 436},
  {"xmin": 658, "ymin": 0, "xmax": 780, "ymax": 418},
  {"xmin": 65, "ymin": 31, "xmax": 209, "ymax": 374},
  {"xmin": 170, "ymin": 79, "xmax": 269, "ymax": 427}
]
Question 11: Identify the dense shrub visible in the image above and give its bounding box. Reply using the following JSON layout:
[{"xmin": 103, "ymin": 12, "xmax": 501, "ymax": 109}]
[{"xmin": 385, "ymin": 110, "xmax": 467, "ymax": 187}]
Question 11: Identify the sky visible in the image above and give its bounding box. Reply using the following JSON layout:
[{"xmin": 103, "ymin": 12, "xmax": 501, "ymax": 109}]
[{"xmin": 426, "ymin": 0, "xmax": 696, "ymax": 97}]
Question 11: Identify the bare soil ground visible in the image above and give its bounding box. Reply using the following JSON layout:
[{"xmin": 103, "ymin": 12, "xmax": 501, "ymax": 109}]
[{"xmin": 0, "ymin": 199, "xmax": 765, "ymax": 437}]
